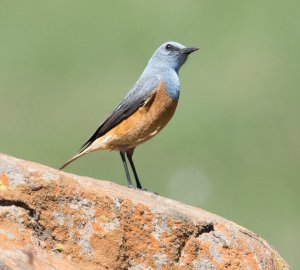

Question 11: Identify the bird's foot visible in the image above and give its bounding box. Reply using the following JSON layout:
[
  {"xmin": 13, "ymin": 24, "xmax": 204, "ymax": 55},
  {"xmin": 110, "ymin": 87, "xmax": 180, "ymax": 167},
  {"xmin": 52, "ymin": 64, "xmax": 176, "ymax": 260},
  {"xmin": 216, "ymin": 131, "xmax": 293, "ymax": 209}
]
[
  {"xmin": 138, "ymin": 188, "xmax": 158, "ymax": 195},
  {"xmin": 127, "ymin": 185, "xmax": 158, "ymax": 195}
]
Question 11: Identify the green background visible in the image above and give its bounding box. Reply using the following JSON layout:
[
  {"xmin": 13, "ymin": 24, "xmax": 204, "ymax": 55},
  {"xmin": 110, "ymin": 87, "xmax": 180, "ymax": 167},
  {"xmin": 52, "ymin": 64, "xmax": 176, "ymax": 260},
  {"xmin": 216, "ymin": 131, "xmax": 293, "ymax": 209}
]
[{"xmin": 0, "ymin": 1, "xmax": 299, "ymax": 268}]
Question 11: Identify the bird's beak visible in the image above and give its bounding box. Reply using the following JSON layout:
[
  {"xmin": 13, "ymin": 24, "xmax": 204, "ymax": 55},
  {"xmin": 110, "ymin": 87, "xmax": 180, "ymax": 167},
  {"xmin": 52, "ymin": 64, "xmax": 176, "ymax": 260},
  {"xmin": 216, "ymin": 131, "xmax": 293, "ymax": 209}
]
[{"xmin": 180, "ymin": 47, "xmax": 199, "ymax": 55}]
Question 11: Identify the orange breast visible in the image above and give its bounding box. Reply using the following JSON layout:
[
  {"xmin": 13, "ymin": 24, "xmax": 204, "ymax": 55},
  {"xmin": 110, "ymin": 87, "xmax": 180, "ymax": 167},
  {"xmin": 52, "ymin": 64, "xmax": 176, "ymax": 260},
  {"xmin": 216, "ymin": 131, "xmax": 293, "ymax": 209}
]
[{"xmin": 96, "ymin": 81, "xmax": 178, "ymax": 151}]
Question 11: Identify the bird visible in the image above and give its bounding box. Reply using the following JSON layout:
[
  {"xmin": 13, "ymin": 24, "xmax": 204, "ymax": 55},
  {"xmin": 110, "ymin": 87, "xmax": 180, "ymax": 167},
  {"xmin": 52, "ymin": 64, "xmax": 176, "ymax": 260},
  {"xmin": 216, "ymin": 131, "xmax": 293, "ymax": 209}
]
[{"xmin": 59, "ymin": 41, "xmax": 198, "ymax": 189}]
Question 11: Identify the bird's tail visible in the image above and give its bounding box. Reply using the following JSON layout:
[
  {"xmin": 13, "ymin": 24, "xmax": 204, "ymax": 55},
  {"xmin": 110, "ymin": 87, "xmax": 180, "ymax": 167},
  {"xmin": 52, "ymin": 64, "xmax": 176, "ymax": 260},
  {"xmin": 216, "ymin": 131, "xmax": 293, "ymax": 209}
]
[
  {"xmin": 59, "ymin": 146, "xmax": 92, "ymax": 170},
  {"xmin": 59, "ymin": 136, "xmax": 106, "ymax": 170},
  {"xmin": 59, "ymin": 152, "xmax": 83, "ymax": 170}
]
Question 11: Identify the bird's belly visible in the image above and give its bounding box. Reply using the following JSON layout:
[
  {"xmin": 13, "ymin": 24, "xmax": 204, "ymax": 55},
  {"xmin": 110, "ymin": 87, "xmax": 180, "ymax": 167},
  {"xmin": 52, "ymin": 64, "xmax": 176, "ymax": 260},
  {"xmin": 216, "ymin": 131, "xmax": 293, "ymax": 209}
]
[{"xmin": 101, "ymin": 83, "xmax": 178, "ymax": 151}]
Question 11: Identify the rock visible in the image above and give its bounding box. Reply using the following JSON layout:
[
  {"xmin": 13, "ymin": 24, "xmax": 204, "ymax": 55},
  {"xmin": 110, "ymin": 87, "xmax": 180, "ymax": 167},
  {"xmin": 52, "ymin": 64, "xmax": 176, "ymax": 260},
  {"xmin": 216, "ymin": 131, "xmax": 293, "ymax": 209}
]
[{"xmin": 0, "ymin": 153, "xmax": 289, "ymax": 270}]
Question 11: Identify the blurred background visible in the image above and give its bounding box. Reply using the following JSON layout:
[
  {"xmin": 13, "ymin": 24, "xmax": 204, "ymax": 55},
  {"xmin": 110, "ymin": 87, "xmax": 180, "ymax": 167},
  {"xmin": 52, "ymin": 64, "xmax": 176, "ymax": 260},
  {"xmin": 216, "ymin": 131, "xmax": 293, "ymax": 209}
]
[{"xmin": 0, "ymin": 0, "xmax": 299, "ymax": 267}]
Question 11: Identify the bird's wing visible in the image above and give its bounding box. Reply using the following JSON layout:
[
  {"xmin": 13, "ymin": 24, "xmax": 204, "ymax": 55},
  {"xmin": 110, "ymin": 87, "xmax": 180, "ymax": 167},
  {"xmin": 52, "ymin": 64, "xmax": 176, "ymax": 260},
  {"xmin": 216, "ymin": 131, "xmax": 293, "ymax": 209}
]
[{"xmin": 79, "ymin": 76, "xmax": 160, "ymax": 152}]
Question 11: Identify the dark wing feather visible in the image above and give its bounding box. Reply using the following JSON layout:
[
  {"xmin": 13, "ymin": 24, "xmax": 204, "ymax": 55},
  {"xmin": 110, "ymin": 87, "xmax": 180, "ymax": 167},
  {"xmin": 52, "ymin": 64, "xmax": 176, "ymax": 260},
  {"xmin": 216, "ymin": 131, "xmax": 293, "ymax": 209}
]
[{"xmin": 79, "ymin": 76, "xmax": 160, "ymax": 153}]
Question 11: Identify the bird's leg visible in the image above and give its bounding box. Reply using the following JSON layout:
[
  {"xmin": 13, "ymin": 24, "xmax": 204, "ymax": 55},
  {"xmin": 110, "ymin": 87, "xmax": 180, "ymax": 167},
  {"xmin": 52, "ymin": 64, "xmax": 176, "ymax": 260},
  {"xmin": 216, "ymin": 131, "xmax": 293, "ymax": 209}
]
[
  {"xmin": 120, "ymin": 151, "xmax": 134, "ymax": 188},
  {"xmin": 126, "ymin": 149, "xmax": 143, "ymax": 189}
]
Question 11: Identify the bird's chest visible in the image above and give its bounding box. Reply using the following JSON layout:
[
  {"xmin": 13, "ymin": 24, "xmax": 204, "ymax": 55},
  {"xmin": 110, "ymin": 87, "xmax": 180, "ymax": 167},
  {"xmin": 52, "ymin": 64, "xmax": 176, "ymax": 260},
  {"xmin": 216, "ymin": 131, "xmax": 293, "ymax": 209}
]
[{"xmin": 138, "ymin": 82, "xmax": 178, "ymax": 135}]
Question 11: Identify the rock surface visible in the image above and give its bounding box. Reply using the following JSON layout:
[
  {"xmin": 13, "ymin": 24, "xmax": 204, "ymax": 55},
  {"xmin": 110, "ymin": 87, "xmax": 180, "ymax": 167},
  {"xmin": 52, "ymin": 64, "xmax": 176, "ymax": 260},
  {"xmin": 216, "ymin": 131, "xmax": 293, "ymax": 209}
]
[{"xmin": 0, "ymin": 153, "xmax": 289, "ymax": 270}]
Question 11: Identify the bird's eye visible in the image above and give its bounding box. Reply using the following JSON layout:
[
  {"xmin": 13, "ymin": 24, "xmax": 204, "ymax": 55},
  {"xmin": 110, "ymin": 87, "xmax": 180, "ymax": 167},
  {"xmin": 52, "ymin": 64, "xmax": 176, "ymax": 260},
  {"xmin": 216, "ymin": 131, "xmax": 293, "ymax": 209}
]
[{"xmin": 165, "ymin": 44, "xmax": 173, "ymax": 50}]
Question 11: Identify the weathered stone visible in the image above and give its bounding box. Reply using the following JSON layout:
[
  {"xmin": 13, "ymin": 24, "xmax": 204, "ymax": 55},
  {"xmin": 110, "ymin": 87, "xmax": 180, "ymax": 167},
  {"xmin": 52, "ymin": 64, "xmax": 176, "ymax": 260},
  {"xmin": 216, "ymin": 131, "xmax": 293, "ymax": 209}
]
[{"xmin": 0, "ymin": 153, "xmax": 290, "ymax": 270}]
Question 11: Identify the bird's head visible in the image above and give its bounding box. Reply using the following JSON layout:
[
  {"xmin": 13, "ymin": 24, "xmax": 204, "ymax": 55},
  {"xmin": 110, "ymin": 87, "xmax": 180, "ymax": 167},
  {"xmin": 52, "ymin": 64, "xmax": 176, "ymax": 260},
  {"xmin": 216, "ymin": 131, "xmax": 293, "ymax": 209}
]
[{"xmin": 148, "ymin": 41, "xmax": 198, "ymax": 73}]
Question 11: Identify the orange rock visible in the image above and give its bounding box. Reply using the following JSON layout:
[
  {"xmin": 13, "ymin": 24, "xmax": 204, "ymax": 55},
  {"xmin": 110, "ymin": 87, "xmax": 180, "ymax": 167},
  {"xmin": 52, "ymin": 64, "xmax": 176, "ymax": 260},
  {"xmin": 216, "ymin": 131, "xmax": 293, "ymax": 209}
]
[{"xmin": 0, "ymin": 153, "xmax": 290, "ymax": 270}]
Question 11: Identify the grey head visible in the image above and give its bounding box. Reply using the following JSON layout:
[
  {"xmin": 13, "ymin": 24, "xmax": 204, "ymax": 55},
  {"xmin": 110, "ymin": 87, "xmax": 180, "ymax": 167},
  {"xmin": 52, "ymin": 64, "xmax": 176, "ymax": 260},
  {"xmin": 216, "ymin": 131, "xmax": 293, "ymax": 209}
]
[{"xmin": 147, "ymin": 41, "xmax": 198, "ymax": 73}]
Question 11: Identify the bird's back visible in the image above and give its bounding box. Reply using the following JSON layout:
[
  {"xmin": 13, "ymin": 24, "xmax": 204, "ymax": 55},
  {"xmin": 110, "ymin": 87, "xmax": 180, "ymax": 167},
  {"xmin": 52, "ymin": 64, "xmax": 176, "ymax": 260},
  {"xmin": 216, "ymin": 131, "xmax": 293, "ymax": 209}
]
[{"xmin": 87, "ymin": 80, "xmax": 178, "ymax": 152}]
